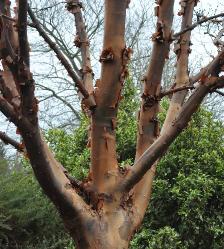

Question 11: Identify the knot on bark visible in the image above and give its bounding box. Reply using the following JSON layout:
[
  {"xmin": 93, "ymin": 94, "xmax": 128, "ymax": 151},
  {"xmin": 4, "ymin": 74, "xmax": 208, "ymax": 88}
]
[
  {"xmin": 141, "ymin": 93, "xmax": 159, "ymax": 110},
  {"xmin": 80, "ymin": 66, "xmax": 93, "ymax": 77},
  {"xmin": 178, "ymin": 0, "xmax": 187, "ymax": 16},
  {"xmin": 151, "ymin": 21, "xmax": 165, "ymax": 43},
  {"xmin": 74, "ymin": 35, "xmax": 89, "ymax": 48},
  {"xmin": 66, "ymin": 0, "xmax": 83, "ymax": 14},
  {"xmin": 120, "ymin": 47, "xmax": 132, "ymax": 85},
  {"xmin": 99, "ymin": 48, "xmax": 114, "ymax": 63}
]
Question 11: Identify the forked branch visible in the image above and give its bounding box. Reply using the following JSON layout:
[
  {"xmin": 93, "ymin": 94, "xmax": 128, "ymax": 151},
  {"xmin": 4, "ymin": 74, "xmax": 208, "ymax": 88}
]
[
  {"xmin": 28, "ymin": 6, "xmax": 96, "ymax": 108},
  {"xmin": 0, "ymin": 1, "xmax": 93, "ymax": 224},
  {"xmin": 120, "ymin": 48, "xmax": 224, "ymax": 192},
  {"xmin": 120, "ymin": 77, "xmax": 224, "ymax": 192},
  {"xmin": 133, "ymin": 0, "xmax": 175, "ymax": 219}
]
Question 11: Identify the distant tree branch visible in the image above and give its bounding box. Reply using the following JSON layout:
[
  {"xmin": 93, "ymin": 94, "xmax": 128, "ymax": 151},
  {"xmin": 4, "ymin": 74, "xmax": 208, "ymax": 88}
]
[
  {"xmin": 32, "ymin": 2, "xmax": 65, "ymax": 12},
  {"xmin": 173, "ymin": 12, "xmax": 224, "ymax": 39},
  {"xmin": 39, "ymin": 20, "xmax": 82, "ymax": 77},
  {"xmin": 28, "ymin": 6, "xmax": 96, "ymax": 107},
  {"xmin": 214, "ymin": 27, "xmax": 224, "ymax": 47},
  {"xmin": 36, "ymin": 83, "xmax": 81, "ymax": 120},
  {"xmin": 214, "ymin": 89, "xmax": 224, "ymax": 96}
]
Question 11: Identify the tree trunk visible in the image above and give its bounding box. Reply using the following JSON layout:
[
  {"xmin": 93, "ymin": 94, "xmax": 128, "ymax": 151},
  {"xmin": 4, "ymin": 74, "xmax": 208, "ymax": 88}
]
[
  {"xmin": 64, "ymin": 208, "xmax": 136, "ymax": 249},
  {"xmin": 0, "ymin": 1, "xmax": 223, "ymax": 249}
]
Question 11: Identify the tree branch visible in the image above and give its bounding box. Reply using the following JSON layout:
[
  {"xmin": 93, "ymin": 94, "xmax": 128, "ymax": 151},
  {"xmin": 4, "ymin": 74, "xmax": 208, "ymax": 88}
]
[
  {"xmin": 66, "ymin": 0, "xmax": 95, "ymax": 96},
  {"xmin": 38, "ymin": 19, "xmax": 82, "ymax": 77},
  {"xmin": 90, "ymin": 0, "xmax": 128, "ymax": 192},
  {"xmin": 121, "ymin": 46, "xmax": 224, "ymax": 193},
  {"xmin": 214, "ymin": 89, "xmax": 224, "ymax": 96},
  {"xmin": 161, "ymin": 0, "xmax": 196, "ymax": 133},
  {"xmin": 0, "ymin": 3, "xmax": 93, "ymax": 223},
  {"xmin": 133, "ymin": 0, "xmax": 175, "ymax": 224},
  {"xmin": 20, "ymin": 127, "xmax": 92, "ymax": 220},
  {"xmin": 173, "ymin": 12, "xmax": 224, "ymax": 39},
  {"xmin": 0, "ymin": 93, "xmax": 19, "ymax": 125},
  {"xmin": 214, "ymin": 27, "xmax": 224, "ymax": 47},
  {"xmin": 159, "ymin": 86, "xmax": 195, "ymax": 98},
  {"xmin": 18, "ymin": 0, "xmax": 29, "ymax": 66},
  {"xmin": 36, "ymin": 83, "xmax": 80, "ymax": 120},
  {"xmin": 0, "ymin": 131, "xmax": 24, "ymax": 152},
  {"xmin": 28, "ymin": 6, "xmax": 96, "ymax": 108},
  {"xmin": 119, "ymin": 77, "xmax": 224, "ymax": 193},
  {"xmin": 17, "ymin": 0, "xmax": 38, "ymax": 125},
  {"xmin": 0, "ymin": 128, "xmax": 84, "ymax": 202}
]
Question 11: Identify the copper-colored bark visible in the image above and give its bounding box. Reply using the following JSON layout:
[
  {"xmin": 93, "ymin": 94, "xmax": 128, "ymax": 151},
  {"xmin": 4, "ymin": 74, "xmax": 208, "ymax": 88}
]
[
  {"xmin": 0, "ymin": 1, "xmax": 223, "ymax": 248},
  {"xmin": 162, "ymin": 0, "xmax": 196, "ymax": 132},
  {"xmin": 66, "ymin": 0, "xmax": 94, "ymax": 95},
  {"xmin": 133, "ymin": 0, "xmax": 175, "ymax": 223},
  {"xmin": 91, "ymin": 0, "xmax": 127, "ymax": 192}
]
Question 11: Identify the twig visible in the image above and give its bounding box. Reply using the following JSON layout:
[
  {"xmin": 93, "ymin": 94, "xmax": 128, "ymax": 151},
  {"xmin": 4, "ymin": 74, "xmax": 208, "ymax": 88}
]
[
  {"xmin": 173, "ymin": 12, "xmax": 224, "ymax": 39},
  {"xmin": 213, "ymin": 27, "xmax": 224, "ymax": 47},
  {"xmin": 28, "ymin": 6, "xmax": 96, "ymax": 108},
  {"xmin": 32, "ymin": 2, "xmax": 65, "ymax": 12},
  {"xmin": 36, "ymin": 83, "xmax": 80, "ymax": 120},
  {"xmin": 214, "ymin": 89, "xmax": 224, "ymax": 96},
  {"xmin": 159, "ymin": 86, "xmax": 195, "ymax": 98}
]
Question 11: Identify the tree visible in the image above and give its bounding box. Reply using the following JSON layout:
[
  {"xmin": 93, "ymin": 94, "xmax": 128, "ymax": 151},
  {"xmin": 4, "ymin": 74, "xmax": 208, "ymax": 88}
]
[
  {"xmin": 0, "ymin": 0, "xmax": 223, "ymax": 248},
  {"xmin": 24, "ymin": 0, "xmax": 152, "ymax": 129}
]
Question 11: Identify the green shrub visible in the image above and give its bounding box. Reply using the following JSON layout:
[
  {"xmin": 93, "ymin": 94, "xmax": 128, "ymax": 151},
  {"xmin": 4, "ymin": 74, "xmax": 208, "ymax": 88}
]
[
  {"xmin": 0, "ymin": 80, "xmax": 223, "ymax": 248},
  {"xmin": 133, "ymin": 108, "xmax": 224, "ymax": 248}
]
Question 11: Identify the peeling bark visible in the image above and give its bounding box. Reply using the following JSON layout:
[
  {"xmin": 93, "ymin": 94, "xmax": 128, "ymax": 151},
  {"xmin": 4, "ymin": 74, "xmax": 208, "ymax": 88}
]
[
  {"xmin": 161, "ymin": 0, "xmax": 196, "ymax": 132},
  {"xmin": 133, "ymin": 0, "xmax": 175, "ymax": 223},
  {"xmin": 91, "ymin": 0, "xmax": 127, "ymax": 193},
  {"xmin": 0, "ymin": 1, "xmax": 223, "ymax": 248}
]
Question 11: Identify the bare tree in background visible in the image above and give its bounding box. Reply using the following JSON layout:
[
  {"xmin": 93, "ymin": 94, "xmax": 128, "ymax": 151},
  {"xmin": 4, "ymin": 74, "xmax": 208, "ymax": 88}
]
[
  {"xmin": 0, "ymin": 0, "xmax": 224, "ymax": 248},
  {"xmin": 28, "ymin": 0, "xmax": 153, "ymax": 129}
]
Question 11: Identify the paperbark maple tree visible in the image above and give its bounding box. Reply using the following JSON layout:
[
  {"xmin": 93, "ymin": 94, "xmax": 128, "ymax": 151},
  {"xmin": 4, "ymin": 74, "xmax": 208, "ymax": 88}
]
[{"xmin": 0, "ymin": 0, "xmax": 224, "ymax": 248}]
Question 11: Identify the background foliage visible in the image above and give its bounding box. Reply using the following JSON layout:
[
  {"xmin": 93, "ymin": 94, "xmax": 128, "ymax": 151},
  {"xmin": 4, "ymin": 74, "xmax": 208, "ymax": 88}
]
[{"xmin": 0, "ymin": 80, "xmax": 223, "ymax": 248}]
